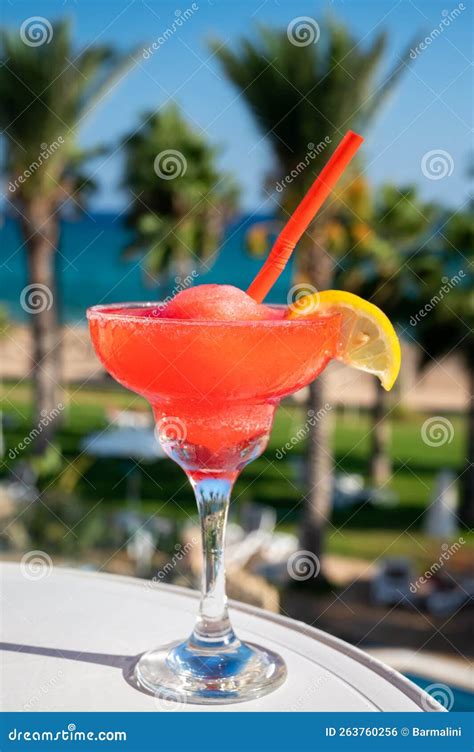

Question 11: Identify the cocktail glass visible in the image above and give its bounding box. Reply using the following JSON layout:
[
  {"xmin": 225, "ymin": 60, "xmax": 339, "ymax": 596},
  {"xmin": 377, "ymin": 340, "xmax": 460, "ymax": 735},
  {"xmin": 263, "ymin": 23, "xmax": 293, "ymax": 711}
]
[{"xmin": 87, "ymin": 301, "xmax": 340, "ymax": 704}]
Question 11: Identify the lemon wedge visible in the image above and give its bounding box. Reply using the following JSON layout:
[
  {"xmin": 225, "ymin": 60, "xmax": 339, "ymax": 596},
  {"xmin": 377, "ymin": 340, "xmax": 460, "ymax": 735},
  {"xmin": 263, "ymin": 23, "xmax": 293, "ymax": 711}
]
[{"xmin": 287, "ymin": 290, "xmax": 401, "ymax": 390}]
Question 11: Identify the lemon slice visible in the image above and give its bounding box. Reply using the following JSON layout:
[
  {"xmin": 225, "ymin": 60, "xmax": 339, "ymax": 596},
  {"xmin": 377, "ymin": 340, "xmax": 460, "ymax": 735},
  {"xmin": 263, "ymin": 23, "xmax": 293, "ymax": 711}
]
[{"xmin": 287, "ymin": 290, "xmax": 401, "ymax": 390}]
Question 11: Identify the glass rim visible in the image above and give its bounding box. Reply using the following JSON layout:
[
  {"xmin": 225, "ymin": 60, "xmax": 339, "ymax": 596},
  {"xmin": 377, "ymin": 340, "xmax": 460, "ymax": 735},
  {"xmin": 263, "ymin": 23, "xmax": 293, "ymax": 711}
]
[{"xmin": 86, "ymin": 301, "xmax": 340, "ymax": 328}]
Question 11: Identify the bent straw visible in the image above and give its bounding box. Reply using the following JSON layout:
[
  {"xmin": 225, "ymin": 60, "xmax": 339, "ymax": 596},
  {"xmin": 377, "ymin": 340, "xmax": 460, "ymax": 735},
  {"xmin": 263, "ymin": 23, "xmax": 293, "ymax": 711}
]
[{"xmin": 247, "ymin": 130, "xmax": 364, "ymax": 303}]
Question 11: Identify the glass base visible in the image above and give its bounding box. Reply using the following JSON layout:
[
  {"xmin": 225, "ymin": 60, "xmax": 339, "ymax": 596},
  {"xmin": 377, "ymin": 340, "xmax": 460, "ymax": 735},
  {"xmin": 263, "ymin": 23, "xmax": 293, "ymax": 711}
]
[{"xmin": 134, "ymin": 636, "xmax": 287, "ymax": 705}]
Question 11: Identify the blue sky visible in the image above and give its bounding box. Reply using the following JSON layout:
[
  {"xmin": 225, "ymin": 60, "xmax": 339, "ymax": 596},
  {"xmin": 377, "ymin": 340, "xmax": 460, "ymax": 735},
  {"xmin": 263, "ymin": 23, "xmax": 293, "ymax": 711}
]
[{"xmin": 2, "ymin": 0, "xmax": 472, "ymax": 211}]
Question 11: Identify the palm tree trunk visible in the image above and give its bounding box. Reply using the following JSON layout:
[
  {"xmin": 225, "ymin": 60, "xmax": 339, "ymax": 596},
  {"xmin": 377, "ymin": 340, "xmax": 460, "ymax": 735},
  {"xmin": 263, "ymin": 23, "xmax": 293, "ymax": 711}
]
[
  {"xmin": 298, "ymin": 231, "xmax": 334, "ymax": 562},
  {"xmin": 300, "ymin": 373, "xmax": 333, "ymax": 558},
  {"xmin": 369, "ymin": 382, "xmax": 392, "ymax": 486},
  {"xmin": 21, "ymin": 201, "xmax": 61, "ymax": 454},
  {"xmin": 461, "ymin": 364, "xmax": 474, "ymax": 526}
]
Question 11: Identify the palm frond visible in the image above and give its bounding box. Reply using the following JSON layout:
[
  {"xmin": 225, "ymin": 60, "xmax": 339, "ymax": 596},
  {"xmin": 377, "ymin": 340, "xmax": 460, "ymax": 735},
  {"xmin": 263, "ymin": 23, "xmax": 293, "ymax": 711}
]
[
  {"xmin": 122, "ymin": 104, "xmax": 239, "ymax": 281},
  {"xmin": 211, "ymin": 19, "xmax": 415, "ymax": 177},
  {"xmin": 75, "ymin": 44, "xmax": 143, "ymax": 124},
  {"xmin": 0, "ymin": 19, "xmax": 141, "ymax": 202},
  {"xmin": 361, "ymin": 35, "xmax": 422, "ymax": 126}
]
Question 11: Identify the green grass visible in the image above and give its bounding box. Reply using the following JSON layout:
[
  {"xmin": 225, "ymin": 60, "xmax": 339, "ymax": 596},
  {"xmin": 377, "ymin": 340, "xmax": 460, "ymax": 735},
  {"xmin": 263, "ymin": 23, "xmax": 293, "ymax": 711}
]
[{"xmin": 1, "ymin": 380, "xmax": 471, "ymax": 565}]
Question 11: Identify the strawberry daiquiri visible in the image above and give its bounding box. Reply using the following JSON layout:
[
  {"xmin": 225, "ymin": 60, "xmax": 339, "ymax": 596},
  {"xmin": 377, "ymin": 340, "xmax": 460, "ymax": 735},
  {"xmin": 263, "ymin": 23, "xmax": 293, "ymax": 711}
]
[{"xmin": 87, "ymin": 130, "xmax": 401, "ymax": 704}]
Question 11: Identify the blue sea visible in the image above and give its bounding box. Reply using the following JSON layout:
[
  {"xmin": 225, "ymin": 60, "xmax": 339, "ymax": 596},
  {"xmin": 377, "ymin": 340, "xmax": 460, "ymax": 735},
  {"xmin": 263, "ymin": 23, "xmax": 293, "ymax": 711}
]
[{"xmin": 0, "ymin": 213, "xmax": 293, "ymax": 322}]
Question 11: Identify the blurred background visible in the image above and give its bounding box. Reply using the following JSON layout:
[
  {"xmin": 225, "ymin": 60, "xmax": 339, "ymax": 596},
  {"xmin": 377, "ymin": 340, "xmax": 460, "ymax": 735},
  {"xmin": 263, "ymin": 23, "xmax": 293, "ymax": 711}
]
[{"xmin": 0, "ymin": 0, "xmax": 472, "ymax": 710}]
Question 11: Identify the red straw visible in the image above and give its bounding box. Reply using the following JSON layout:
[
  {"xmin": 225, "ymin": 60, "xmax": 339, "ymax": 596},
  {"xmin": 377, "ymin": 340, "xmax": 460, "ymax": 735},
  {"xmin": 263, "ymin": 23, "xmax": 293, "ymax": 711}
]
[{"xmin": 247, "ymin": 130, "xmax": 364, "ymax": 302}]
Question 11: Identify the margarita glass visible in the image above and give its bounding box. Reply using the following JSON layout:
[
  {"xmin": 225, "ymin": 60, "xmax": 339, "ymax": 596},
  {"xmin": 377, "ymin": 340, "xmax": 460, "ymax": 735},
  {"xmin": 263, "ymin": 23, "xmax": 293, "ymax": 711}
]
[{"xmin": 87, "ymin": 301, "xmax": 340, "ymax": 703}]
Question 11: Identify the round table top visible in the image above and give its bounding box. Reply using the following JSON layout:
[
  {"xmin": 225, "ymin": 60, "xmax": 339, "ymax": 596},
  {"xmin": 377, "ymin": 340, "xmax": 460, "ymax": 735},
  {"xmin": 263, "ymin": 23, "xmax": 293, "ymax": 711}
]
[{"xmin": 0, "ymin": 563, "xmax": 438, "ymax": 712}]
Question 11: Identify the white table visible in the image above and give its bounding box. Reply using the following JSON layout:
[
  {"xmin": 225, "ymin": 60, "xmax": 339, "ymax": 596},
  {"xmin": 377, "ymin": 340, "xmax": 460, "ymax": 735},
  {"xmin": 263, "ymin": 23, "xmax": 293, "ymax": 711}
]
[{"xmin": 0, "ymin": 563, "xmax": 440, "ymax": 712}]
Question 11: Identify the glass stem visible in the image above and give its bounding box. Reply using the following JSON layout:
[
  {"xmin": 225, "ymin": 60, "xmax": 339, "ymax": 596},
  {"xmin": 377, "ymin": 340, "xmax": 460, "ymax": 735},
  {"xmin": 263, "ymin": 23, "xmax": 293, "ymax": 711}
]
[{"xmin": 189, "ymin": 476, "xmax": 237, "ymax": 648}]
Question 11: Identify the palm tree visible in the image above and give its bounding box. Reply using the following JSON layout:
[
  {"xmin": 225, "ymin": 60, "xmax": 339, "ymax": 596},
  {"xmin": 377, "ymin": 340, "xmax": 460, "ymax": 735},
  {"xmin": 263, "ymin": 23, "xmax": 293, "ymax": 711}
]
[
  {"xmin": 336, "ymin": 183, "xmax": 437, "ymax": 485},
  {"xmin": 413, "ymin": 210, "xmax": 474, "ymax": 525},
  {"xmin": 211, "ymin": 19, "xmax": 417, "ymax": 559},
  {"xmin": 122, "ymin": 104, "xmax": 238, "ymax": 282},
  {"xmin": 0, "ymin": 20, "xmax": 138, "ymax": 452}
]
